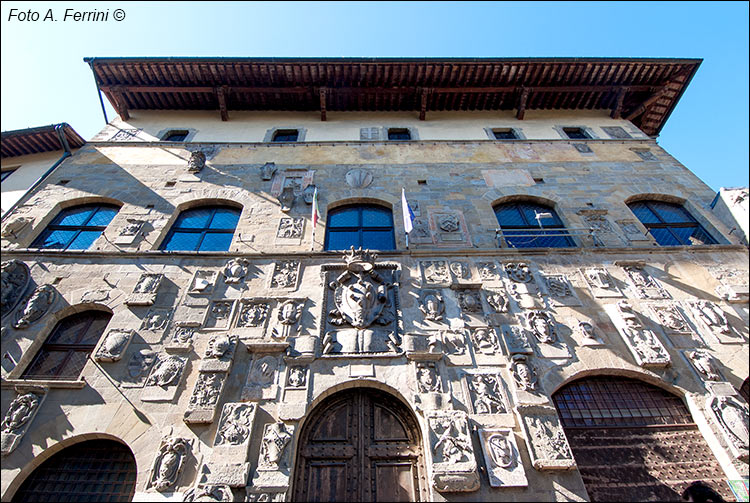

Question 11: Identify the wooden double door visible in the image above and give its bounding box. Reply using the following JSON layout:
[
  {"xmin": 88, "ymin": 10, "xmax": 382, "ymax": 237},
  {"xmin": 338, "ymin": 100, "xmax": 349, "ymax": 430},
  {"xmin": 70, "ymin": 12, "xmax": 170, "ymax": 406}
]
[{"xmin": 292, "ymin": 388, "xmax": 426, "ymax": 502}]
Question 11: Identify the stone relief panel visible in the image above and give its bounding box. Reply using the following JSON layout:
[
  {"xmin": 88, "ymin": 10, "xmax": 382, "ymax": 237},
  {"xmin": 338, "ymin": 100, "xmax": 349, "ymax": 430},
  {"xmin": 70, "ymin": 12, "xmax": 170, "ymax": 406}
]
[
  {"xmin": 147, "ymin": 436, "xmax": 191, "ymax": 492},
  {"xmin": 345, "ymin": 168, "xmax": 373, "ymax": 188},
  {"xmin": 260, "ymin": 162, "xmax": 277, "ymax": 181},
  {"xmin": 468, "ymin": 326, "xmax": 500, "ymax": 356},
  {"xmin": 114, "ymin": 218, "xmax": 145, "ymax": 245},
  {"xmin": 426, "ymin": 410, "xmax": 480, "ymax": 492},
  {"xmin": 420, "ymin": 260, "xmax": 451, "ymax": 286},
  {"xmin": 416, "ymin": 362, "xmax": 443, "ymax": 393},
  {"xmin": 708, "ymin": 266, "xmax": 749, "ymax": 304},
  {"xmin": 204, "ymin": 300, "xmax": 236, "ymax": 330},
  {"xmin": 525, "ymin": 310, "xmax": 570, "ymax": 359},
  {"xmin": 252, "ymin": 422, "xmax": 295, "ymax": 489},
  {"xmin": 402, "ymin": 332, "xmax": 443, "ymax": 361},
  {"xmin": 541, "ymin": 273, "xmax": 581, "ymax": 306},
  {"xmin": 121, "ymin": 349, "xmax": 157, "ymax": 388},
  {"xmin": 270, "ymin": 299, "xmax": 305, "ymax": 340},
  {"xmin": 94, "ymin": 329, "xmax": 135, "ymax": 362},
  {"xmin": 476, "ymin": 261, "xmax": 501, "ymax": 282},
  {"xmin": 456, "ymin": 288, "xmax": 484, "ymax": 322},
  {"xmin": 188, "ymin": 270, "xmax": 218, "ymax": 296},
  {"xmin": 686, "ymin": 300, "xmax": 743, "ymax": 344},
  {"xmin": 442, "ymin": 330, "xmax": 472, "ymax": 366},
  {"xmin": 502, "ymin": 326, "xmax": 533, "ymax": 355},
  {"xmin": 223, "ymin": 258, "xmax": 251, "ymax": 285},
  {"xmin": 429, "ymin": 211, "xmax": 472, "ymax": 247},
  {"xmin": 183, "ymin": 485, "xmax": 233, "ymax": 502},
  {"xmin": 275, "ymin": 217, "xmax": 304, "ymax": 245},
  {"xmin": 241, "ymin": 355, "xmax": 280, "ymax": 401},
  {"xmin": 580, "ymin": 267, "xmax": 622, "ymax": 298},
  {"xmin": 214, "ymin": 402, "xmax": 257, "ymax": 453},
  {"xmin": 142, "ymin": 354, "xmax": 188, "ymax": 402},
  {"xmin": 621, "ymin": 264, "xmax": 670, "ymax": 299},
  {"xmin": 575, "ymin": 320, "xmax": 605, "ymax": 346},
  {"xmin": 511, "ymin": 354, "xmax": 538, "ymax": 394},
  {"xmin": 707, "ymin": 395, "xmax": 749, "ymax": 461},
  {"xmin": 683, "ymin": 350, "xmax": 723, "ymax": 382},
  {"xmin": 13, "ymin": 285, "xmax": 57, "ymax": 329},
  {"xmin": 235, "ymin": 299, "xmax": 273, "ymax": 340},
  {"xmin": 140, "ymin": 308, "xmax": 171, "ymax": 333},
  {"xmin": 1, "ymin": 260, "xmax": 31, "ymax": 319},
  {"xmin": 517, "ymin": 406, "xmax": 575, "ymax": 470},
  {"xmin": 478, "ymin": 428, "xmax": 528, "ymax": 488},
  {"xmin": 270, "ymin": 169, "xmax": 314, "ymax": 198},
  {"xmin": 419, "ymin": 290, "xmax": 445, "ymax": 323},
  {"xmin": 201, "ymin": 334, "xmax": 237, "ymax": 372},
  {"xmin": 648, "ymin": 302, "xmax": 705, "ymax": 348},
  {"xmin": 502, "ymin": 262, "xmax": 542, "ymax": 308},
  {"xmin": 165, "ymin": 326, "xmax": 197, "ymax": 352},
  {"xmin": 269, "ymin": 261, "xmax": 301, "ymax": 290},
  {"xmin": 321, "ymin": 248, "xmax": 401, "ymax": 356},
  {"xmin": 606, "ymin": 301, "xmax": 670, "ymax": 368},
  {"xmin": 285, "ymin": 366, "xmax": 308, "ymax": 389},
  {"xmin": 245, "ymin": 490, "xmax": 287, "ymax": 502},
  {"xmin": 1, "ymin": 389, "xmax": 45, "ymax": 455},
  {"xmin": 125, "ymin": 273, "xmax": 164, "ymax": 306},
  {"xmin": 464, "ymin": 372, "xmax": 508, "ymax": 414},
  {"xmin": 449, "ymin": 261, "xmax": 472, "ymax": 283},
  {"xmin": 184, "ymin": 372, "xmax": 228, "ymax": 424}
]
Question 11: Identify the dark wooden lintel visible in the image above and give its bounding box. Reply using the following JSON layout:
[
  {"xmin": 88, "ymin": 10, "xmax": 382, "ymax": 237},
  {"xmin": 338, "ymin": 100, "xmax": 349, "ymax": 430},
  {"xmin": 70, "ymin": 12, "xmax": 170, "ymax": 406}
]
[
  {"xmin": 419, "ymin": 89, "xmax": 430, "ymax": 121},
  {"xmin": 611, "ymin": 88, "xmax": 626, "ymax": 119},
  {"xmin": 216, "ymin": 86, "xmax": 229, "ymax": 121},
  {"xmin": 110, "ymin": 91, "xmax": 130, "ymax": 121}
]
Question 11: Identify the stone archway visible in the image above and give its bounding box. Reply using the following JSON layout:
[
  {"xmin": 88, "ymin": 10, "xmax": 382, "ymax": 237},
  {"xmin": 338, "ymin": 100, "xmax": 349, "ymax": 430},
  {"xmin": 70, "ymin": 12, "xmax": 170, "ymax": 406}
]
[
  {"xmin": 292, "ymin": 387, "xmax": 427, "ymax": 502},
  {"xmin": 552, "ymin": 376, "xmax": 732, "ymax": 502}
]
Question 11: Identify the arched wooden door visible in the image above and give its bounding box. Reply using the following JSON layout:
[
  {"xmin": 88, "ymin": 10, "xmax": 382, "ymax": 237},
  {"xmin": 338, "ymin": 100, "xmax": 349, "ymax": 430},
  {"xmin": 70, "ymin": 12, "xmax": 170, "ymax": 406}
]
[
  {"xmin": 292, "ymin": 388, "xmax": 426, "ymax": 502},
  {"xmin": 553, "ymin": 376, "xmax": 732, "ymax": 502}
]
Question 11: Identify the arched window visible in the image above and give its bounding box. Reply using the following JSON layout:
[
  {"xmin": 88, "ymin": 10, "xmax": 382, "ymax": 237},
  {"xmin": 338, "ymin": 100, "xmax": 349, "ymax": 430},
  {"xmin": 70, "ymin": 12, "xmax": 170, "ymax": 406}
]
[
  {"xmin": 627, "ymin": 200, "xmax": 717, "ymax": 246},
  {"xmin": 325, "ymin": 204, "xmax": 395, "ymax": 251},
  {"xmin": 494, "ymin": 201, "xmax": 574, "ymax": 248},
  {"xmin": 11, "ymin": 439, "xmax": 137, "ymax": 502},
  {"xmin": 160, "ymin": 205, "xmax": 241, "ymax": 252},
  {"xmin": 552, "ymin": 376, "xmax": 730, "ymax": 502},
  {"xmin": 22, "ymin": 311, "xmax": 111, "ymax": 380},
  {"xmin": 32, "ymin": 204, "xmax": 119, "ymax": 250}
]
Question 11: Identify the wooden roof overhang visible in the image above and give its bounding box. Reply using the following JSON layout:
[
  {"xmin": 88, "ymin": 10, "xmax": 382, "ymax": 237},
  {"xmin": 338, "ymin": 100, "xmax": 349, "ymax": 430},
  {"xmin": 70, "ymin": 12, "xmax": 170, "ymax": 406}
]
[
  {"xmin": 85, "ymin": 57, "xmax": 702, "ymax": 137},
  {"xmin": 1, "ymin": 123, "xmax": 85, "ymax": 159}
]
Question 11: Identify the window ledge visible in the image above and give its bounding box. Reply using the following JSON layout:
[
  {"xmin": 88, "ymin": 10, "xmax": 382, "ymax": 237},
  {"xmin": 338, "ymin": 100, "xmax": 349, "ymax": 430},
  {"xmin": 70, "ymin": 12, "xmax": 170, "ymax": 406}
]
[{"xmin": 1, "ymin": 378, "xmax": 87, "ymax": 389}]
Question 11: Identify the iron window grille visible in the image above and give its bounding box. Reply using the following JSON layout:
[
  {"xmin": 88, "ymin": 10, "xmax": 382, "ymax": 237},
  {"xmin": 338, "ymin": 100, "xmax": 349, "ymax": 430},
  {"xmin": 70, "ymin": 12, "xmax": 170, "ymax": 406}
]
[
  {"xmin": 162, "ymin": 130, "xmax": 189, "ymax": 141},
  {"xmin": 31, "ymin": 204, "xmax": 119, "ymax": 251},
  {"xmin": 628, "ymin": 200, "xmax": 717, "ymax": 246},
  {"xmin": 21, "ymin": 311, "xmax": 112, "ymax": 380},
  {"xmin": 387, "ymin": 128, "xmax": 411, "ymax": 141},
  {"xmin": 272, "ymin": 129, "xmax": 300, "ymax": 142},
  {"xmin": 563, "ymin": 127, "xmax": 590, "ymax": 139},
  {"xmin": 494, "ymin": 202, "xmax": 576, "ymax": 248},
  {"xmin": 160, "ymin": 206, "xmax": 241, "ymax": 252},
  {"xmin": 325, "ymin": 204, "xmax": 396, "ymax": 251},
  {"xmin": 493, "ymin": 128, "xmax": 518, "ymax": 140}
]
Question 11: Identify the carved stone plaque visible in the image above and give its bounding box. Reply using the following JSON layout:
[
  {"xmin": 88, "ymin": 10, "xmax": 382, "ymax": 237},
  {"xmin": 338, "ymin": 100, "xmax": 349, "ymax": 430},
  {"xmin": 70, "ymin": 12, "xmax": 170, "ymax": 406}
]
[
  {"xmin": 141, "ymin": 354, "xmax": 188, "ymax": 402},
  {"xmin": 241, "ymin": 355, "xmax": 280, "ymax": 401},
  {"xmin": 478, "ymin": 428, "xmax": 528, "ymax": 487},
  {"xmin": 126, "ymin": 273, "xmax": 164, "ymax": 306},
  {"xmin": 94, "ymin": 329, "xmax": 135, "ymax": 362},
  {"xmin": 463, "ymin": 371, "xmax": 508, "ymax": 415},
  {"xmin": 606, "ymin": 301, "xmax": 670, "ymax": 367},
  {"xmin": 426, "ymin": 410, "xmax": 480, "ymax": 492},
  {"xmin": 517, "ymin": 405, "xmax": 575, "ymax": 470},
  {"xmin": 1, "ymin": 389, "xmax": 46, "ymax": 455},
  {"xmin": 707, "ymin": 395, "xmax": 749, "ymax": 461},
  {"xmin": 213, "ymin": 402, "xmax": 258, "ymax": 458},
  {"xmin": 541, "ymin": 273, "xmax": 581, "ymax": 306},
  {"xmin": 580, "ymin": 267, "xmax": 622, "ymax": 298},
  {"xmin": 1, "ymin": 259, "xmax": 31, "ymax": 318},
  {"xmin": 269, "ymin": 261, "xmax": 301, "ymax": 290},
  {"xmin": 184, "ymin": 372, "xmax": 228, "ymax": 424},
  {"xmin": 420, "ymin": 260, "xmax": 451, "ymax": 286},
  {"xmin": 621, "ymin": 264, "xmax": 669, "ymax": 299}
]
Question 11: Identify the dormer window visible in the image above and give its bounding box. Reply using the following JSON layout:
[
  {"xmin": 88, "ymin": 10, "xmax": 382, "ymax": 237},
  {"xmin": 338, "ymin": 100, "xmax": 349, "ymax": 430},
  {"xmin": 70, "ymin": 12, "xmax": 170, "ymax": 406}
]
[
  {"xmin": 387, "ymin": 128, "xmax": 411, "ymax": 141},
  {"xmin": 272, "ymin": 129, "xmax": 300, "ymax": 142},
  {"xmin": 162, "ymin": 130, "xmax": 189, "ymax": 142},
  {"xmin": 562, "ymin": 127, "xmax": 590, "ymax": 140}
]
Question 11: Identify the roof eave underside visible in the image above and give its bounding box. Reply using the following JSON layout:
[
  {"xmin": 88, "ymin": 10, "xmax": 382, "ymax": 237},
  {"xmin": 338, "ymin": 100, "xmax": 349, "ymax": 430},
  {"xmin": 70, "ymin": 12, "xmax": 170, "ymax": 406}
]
[
  {"xmin": 1, "ymin": 124, "xmax": 86, "ymax": 159},
  {"xmin": 90, "ymin": 58, "xmax": 702, "ymax": 137}
]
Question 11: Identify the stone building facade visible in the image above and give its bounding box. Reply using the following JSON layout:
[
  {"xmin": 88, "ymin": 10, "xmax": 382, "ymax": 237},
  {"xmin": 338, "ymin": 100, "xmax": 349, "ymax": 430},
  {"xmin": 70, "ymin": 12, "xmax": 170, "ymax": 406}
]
[{"xmin": 1, "ymin": 58, "xmax": 748, "ymax": 502}]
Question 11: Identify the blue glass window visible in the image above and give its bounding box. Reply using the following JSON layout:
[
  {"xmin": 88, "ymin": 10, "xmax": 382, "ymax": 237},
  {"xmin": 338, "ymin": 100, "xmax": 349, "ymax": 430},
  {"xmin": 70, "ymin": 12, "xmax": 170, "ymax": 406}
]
[
  {"xmin": 494, "ymin": 202, "xmax": 575, "ymax": 248},
  {"xmin": 32, "ymin": 204, "xmax": 119, "ymax": 250},
  {"xmin": 628, "ymin": 201, "xmax": 717, "ymax": 246},
  {"xmin": 161, "ymin": 206, "xmax": 241, "ymax": 252},
  {"xmin": 325, "ymin": 205, "xmax": 395, "ymax": 251}
]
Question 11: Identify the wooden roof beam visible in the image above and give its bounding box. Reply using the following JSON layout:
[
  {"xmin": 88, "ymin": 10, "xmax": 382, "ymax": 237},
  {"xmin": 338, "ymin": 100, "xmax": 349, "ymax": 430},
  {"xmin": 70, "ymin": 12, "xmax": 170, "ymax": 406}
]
[
  {"xmin": 419, "ymin": 88, "xmax": 431, "ymax": 121},
  {"xmin": 110, "ymin": 91, "xmax": 130, "ymax": 121},
  {"xmin": 319, "ymin": 87, "xmax": 327, "ymax": 121},
  {"xmin": 625, "ymin": 87, "xmax": 669, "ymax": 121},
  {"xmin": 216, "ymin": 86, "xmax": 229, "ymax": 121},
  {"xmin": 516, "ymin": 87, "xmax": 530, "ymax": 120},
  {"xmin": 611, "ymin": 88, "xmax": 626, "ymax": 119}
]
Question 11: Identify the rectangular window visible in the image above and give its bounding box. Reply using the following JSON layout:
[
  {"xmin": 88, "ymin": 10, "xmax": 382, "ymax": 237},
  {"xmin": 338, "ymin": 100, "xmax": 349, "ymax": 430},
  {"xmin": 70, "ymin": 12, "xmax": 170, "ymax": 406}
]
[
  {"xmin": 602, "ymin": 126, "xmax": 632, "ymax": 139},
  {"xmin": 272, "ymin": 129, "xmax": 299, "ymax": 142},
  {"xmin": 1, "ymin": 167, "xmax": 18, "ymax": 181},
  {"xmin": 387, "ymin": 128, "xmax": 411, "ymax": 141},
  {"xmin": 492, "ymin": 128, "xmax": 518, "ymax": 140},
  {"xmin": 563, "ymin": 127, "xmax": 590, "ymax": 140},
  {"xmin": 162, "ymin": 130, "xmax": 189, "ymax": 142}
]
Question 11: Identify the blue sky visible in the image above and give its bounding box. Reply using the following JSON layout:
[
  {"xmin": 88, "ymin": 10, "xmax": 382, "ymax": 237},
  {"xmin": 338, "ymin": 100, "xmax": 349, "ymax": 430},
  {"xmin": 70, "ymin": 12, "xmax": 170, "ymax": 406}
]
[{"xmin": 1, "ymin": 1, "xmax": 747, "ymax": 190}]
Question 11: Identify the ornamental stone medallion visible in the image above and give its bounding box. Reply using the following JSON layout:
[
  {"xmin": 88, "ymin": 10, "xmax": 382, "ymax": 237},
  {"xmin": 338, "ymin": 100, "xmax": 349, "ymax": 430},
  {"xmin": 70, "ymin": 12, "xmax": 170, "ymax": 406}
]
[
  {"xmin": 426, "ymin": 410, "xmax": 480, "ymax": 492},
  {"xmin": 148, "ymin": 436, "xmax": 191, "ymax": 492},
  {"xmin": 125, "ymin": 273, "xmax": 164, "ymax": 306},
  {"xmin": 321, "ymin": 248, "xmax": 401, "ymax": 356},
  {"xmin": 707, "ymin": 395, "xmax": 749, "ymax": 461},
  {"xmin": 94, "ymin": 329, "xmax": 135, "ymax": 362},
  {"xmin": 1, "ymin": 389, "xmax": 46, "ymax": 455},
  {"xmin": 13, "ymin": 285, "xmax": 57, "ymax": 329}
]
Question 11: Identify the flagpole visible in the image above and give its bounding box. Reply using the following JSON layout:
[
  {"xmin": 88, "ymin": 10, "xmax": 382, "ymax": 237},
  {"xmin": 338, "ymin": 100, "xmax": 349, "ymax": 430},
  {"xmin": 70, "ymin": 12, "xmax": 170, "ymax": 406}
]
[{"xmin": 405, "ymin": 231, "xmax": 409, "ymax": 250}]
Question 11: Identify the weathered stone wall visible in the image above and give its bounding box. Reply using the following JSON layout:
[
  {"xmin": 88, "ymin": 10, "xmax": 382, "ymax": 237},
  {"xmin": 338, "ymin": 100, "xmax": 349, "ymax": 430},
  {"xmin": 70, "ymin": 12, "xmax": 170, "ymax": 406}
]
[{"xmin": 1, "ymin": 124, "xmax": 748, "ymax": 502}]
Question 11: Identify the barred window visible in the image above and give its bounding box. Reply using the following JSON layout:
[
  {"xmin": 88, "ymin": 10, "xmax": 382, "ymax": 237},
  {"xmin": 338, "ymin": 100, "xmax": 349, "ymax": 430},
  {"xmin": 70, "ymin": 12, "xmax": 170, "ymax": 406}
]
[
  {"xmin": 22, "ymin": 311, "xmax": 111, "ymax": 380},
  {"xmin": 160, "ymin": 205, "xmax": 241, "ymax": 252},
  {"xmin": 628, "ymin": 200, "xmax": 717, "ymax": 246},
  {"xmin": 32, "ymin": 204, "xmax": 119, "ymax": 250},
  {"xmin": 494, "ymin": 202, "xmax": 575, "ymax": 248}
]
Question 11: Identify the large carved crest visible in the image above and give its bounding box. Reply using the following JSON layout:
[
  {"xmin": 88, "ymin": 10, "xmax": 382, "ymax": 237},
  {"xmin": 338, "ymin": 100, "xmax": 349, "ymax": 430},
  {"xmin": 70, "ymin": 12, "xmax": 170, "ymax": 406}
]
[{"xmin": 322, "ymin": 247, "xmax": 401, "ymax": 355}]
